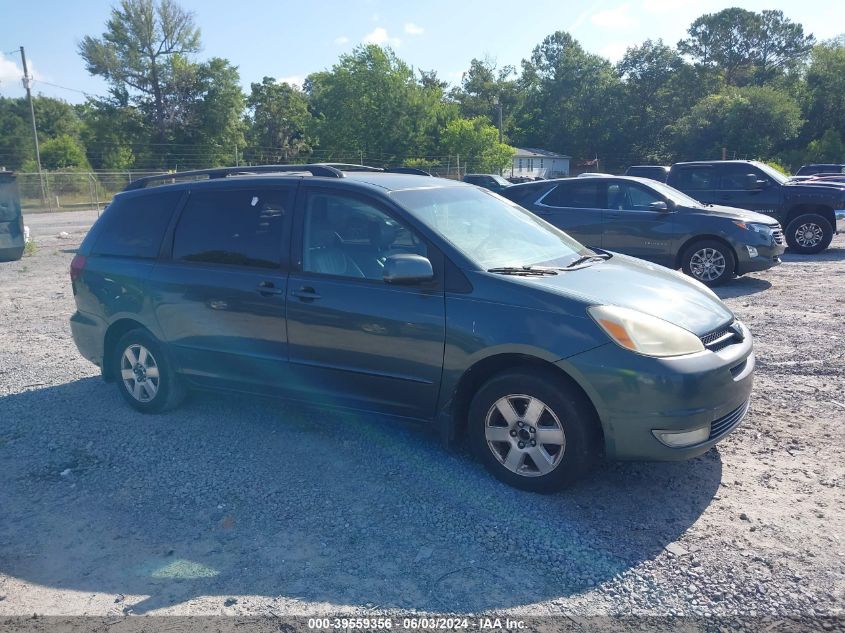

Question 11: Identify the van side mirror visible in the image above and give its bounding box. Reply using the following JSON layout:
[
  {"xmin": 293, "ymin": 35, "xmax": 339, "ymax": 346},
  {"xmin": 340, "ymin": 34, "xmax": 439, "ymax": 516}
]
[
  {"xmin": 383, "ymin": 254, "xmax": 434, "ymax": 284},
  {"xmin": 648, "ymin": 201, "xmax": 669, "ymax": 211}
]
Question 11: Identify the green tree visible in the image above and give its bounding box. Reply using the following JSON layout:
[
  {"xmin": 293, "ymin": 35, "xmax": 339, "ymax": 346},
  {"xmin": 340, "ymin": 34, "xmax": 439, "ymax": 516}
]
[
  {"xmin": 39, "ymin": 134, "xmax": 91, "ymax": 170},
  {"xmin": 804, "ymin": 129, "xmax": 845, "ymax": 163},
  {"xmin": 177, "ymin": 58, "xmax": 246, "ymax": 166},
  {"xmin": 306, "ymin": 45, "xmax": 444, "ymax": 163},
  {"xmin": 616, "ymin": 39, "xmax": 716, "ymax": 163},
  {"xmin": 678, "ymin": 8, "xmax": 814, "ymax": 85},
  {"xmin": 515, "ymin": 32, "xmax": 622, "ymax": 165},
  {"xmin": 245, "ymin": 77, "xmax": 314, "ymax": 164},
  {"xmin": 79, "ymin": 0, "xmax": 201, "ymax": 140},
  {"xmin": 77, "ymin": 97, "xmax": 145, "ymax": 169},
  {"xmin": 803, "ymin": 39, "xmax": 845, "ymax": 142},
  {"xmin": 449, "ymin": 57, "xmax": 520, "ymax": 140},
  {"xmin": 667, "ymin": 86, "xmax": 803, "ymax": 160},
  {"xmin": 440, "ymin": 117, "xmax": 514, "ymax": 174}
]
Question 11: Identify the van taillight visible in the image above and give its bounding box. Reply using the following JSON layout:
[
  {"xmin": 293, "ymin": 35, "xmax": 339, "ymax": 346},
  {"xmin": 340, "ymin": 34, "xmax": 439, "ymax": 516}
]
[{"xmin": 70, "ymin": 254, "xmax": 87, "ymax": 282}]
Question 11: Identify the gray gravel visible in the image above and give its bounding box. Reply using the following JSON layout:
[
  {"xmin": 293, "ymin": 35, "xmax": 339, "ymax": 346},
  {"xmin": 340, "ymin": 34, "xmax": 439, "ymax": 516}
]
[{"xmin": 0, "ymin": 211, "xmax": 843, "ymax": 619}]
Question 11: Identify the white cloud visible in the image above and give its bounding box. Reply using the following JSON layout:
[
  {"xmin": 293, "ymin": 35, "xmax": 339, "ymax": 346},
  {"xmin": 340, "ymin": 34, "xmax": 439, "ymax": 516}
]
[
  {"xmin": 334, "ymin": 35, "xmax": 350, "ymax": 45},
  {"xmin": 591, "ymin": 3, "xmax": 639, "ymax": 30},
  {"xmin": 0, "ymin": 54, "xmax": 23, "ymax": 89},
  {"xmin": 404, "ymin": 22, "xmax": 424, "ymax": 35},
  {"xmin": 0, "ymin": 53, "xmax": 45, "ymax": 91},
  {"xmin": 363, "ymin": 27, "xmax": 401, "ymax": 47},
  {"xmin": 277, "ymin": 75, "xmax": 304, "ymax": 88}
]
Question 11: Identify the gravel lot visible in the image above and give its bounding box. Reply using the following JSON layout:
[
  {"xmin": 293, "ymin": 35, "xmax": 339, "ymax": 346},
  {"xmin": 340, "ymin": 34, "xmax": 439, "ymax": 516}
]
[{"xmin": 0, "ymin": 211, "xmax": 843, "ymax": 623}]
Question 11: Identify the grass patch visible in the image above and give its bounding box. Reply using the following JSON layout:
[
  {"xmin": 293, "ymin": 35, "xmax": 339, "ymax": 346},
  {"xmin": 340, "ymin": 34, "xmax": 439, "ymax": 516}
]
[{"xmin": 23, "ymin": 241, "xmax": 37, "ymax": 257}]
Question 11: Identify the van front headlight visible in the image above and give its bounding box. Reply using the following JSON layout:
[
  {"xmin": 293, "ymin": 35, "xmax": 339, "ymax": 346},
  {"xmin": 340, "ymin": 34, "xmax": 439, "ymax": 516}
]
[{"xmin": 588, "ymin": 305, "xmax": 705, "ymax": 357}]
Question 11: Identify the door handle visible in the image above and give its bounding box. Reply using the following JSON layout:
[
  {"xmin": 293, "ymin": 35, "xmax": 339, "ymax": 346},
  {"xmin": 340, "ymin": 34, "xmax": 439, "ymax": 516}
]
[
  {"xmin": 291, "ymin": 286, "xmax": 321, "ymax": 301},
  {"xmin": 256, "ymin": 281, "xmax": 284, "ymax": 296}
]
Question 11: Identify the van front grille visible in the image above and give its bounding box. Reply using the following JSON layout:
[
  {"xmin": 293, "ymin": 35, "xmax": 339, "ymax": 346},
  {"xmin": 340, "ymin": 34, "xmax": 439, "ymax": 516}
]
[{"xmin": 709, "ymin": 399, "xmax": 750, "ymax": 441}]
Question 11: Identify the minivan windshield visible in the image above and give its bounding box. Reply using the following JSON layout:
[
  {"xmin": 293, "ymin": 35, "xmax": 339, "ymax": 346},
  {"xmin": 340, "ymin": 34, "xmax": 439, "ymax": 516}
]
[{"xmin": 391, "ymin": 186, "xmax": 589, "ymax": 270}]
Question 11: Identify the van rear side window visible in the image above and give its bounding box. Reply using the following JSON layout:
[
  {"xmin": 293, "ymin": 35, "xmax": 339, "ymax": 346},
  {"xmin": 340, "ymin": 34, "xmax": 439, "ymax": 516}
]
[{"xmin": 92, "ymin": 191, "xmax": 182, "ymax": 259}]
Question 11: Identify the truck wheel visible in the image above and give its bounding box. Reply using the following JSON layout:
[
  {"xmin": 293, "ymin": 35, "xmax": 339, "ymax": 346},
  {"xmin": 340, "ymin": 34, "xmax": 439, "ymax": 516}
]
[
  {"xmin": 785, "ymin": 214, "xmax": 833, "ymax": 254},
  {"xmin": 681, "ymin": 239, "xmax": 736, "ymax": 287},
  {"xmin": 468, "ymin": 368, "xmax": 599, "ymax": 493}
]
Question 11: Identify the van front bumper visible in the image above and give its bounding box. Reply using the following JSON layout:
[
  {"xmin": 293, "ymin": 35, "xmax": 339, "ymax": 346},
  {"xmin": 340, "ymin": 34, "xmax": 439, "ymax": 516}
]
[{"xmin": 559, "ymin": 327, "xmax": 754, "ymax": 461}]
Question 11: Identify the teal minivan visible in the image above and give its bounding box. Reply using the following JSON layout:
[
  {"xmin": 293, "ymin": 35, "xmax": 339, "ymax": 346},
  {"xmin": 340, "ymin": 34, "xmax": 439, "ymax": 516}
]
[
  {"xmin": 70, "ymin": 165, "xmax": 755, "ymax": 492},
  {"xmin": 0, "ymin": 172, "xmax": 25, "ymax": 262}
]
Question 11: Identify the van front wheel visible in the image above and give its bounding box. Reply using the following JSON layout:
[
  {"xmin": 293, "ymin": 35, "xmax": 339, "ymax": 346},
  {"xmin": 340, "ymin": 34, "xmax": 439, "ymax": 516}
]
[{"xmin": 468, "ymin": 369, "xmax": 598, "ymax": 493}]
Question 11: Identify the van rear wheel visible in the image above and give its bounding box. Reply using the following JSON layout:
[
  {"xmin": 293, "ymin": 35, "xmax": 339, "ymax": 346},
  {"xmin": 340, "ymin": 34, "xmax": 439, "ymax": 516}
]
[
  {"xmin": 468, "ymin": 369, "xmax": 598, "ymax": 493},
  {"xmin": 113, "ymin": 329, "xmax": 186, "ymax": 413}
]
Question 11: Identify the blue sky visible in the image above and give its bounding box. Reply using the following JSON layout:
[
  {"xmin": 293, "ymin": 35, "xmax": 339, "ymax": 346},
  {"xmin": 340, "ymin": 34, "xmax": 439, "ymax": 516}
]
[{"xmin": 1, "ymin": 0, "xmax": 844, "ymax": 104}]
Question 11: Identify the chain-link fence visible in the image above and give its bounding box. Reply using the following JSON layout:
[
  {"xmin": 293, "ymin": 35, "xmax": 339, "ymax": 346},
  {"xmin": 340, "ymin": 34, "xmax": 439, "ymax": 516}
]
[
  {"xmin": 16, "ymin": 170, "xmax": 168, "ymax": 213},
  {"xmin": 15, "ymin": 161, "xmax": 506, "ymax": 213}
]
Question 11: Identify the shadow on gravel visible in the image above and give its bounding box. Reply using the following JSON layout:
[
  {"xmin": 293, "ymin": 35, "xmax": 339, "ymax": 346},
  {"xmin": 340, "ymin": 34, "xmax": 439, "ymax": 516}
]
[
  {"xmin": 0, "ymin": 378, "xmax": 722, "ymax": 614},
  {"xmin": 781, "ymin": 245, "xmax": 845, "ymax": 263},
  {"xmin": 715, "ymin": 276, "xmax": 772, "ymax": 299}
]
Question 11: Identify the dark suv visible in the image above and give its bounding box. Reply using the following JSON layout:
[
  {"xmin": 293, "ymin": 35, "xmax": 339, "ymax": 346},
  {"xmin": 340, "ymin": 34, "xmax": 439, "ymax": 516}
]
[
  {"xmin": 624, "ymin": 166, "xmax": 670, "ymax": 182},
  {"xmin": 70, "ymin": 165, "xmax": 755, "ymax": 492},
  {"xmin": 463, "ymin": 174, "xmax": 511, "ymax": 193},
  {"xmin": 503, "ymin": 175, "xmax": 784, "ymax": 286},
  {"xmin": 667, "ymin": 160, "xmax": 845, "ymax": 253},
  {"xmin": 0, "ymin": 171, "xmax": 25, "ymax": 262},
  {"xmin": 795, "ymin": 164, "xmax": 845, "ymax": 177}
]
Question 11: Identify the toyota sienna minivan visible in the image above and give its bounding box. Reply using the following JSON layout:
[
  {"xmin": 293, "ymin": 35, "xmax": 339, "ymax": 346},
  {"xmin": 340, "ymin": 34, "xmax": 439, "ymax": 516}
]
[{"xmin": 70, "ymin": 165, "xmax": 755, "ymax": 492}]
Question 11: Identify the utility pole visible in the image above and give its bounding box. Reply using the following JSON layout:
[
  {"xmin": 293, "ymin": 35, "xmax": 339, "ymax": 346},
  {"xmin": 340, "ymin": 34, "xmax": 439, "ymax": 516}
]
[
  {"xmin": 19, "ymin": 46, "xmax": 47, "ymax": 206},
  {"xmin": 493, "ymin": 96, "xmax": 503, "ymax": 144}
]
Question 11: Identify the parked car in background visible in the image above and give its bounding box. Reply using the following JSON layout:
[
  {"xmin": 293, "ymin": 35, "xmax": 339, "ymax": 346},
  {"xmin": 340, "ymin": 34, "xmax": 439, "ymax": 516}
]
[
  {"xmin": 502, "ymin": 175, "xmax": 785, "ymax": 286},
  {"xmin": 795, "ymin": 163, "xmax": 845, "ymax": 177},
  {"xmin": 576, "ymin": 172, "xmax": 612, "ymax": 178},
  {"xmin": 69, "ymin": 164, "xmax": 754, "ymax": 492},
  {"xmin": 463, "ymin": 173, "xmax": 511, "ymax": 193},
  {"xmin": 0, "ymin": 171, "xmax": 25, "ymax": 262},
  {"xmin": 667, "ymin": 160, "xmax": 845, "ymax": 254},
  {"xmin": 624, "ymin": 165, "xmax": 670, "ymax": 182}
]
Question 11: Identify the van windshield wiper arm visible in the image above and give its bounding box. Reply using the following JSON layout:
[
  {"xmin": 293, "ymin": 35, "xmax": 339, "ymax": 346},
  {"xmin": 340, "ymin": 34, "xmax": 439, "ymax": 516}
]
[{"xmin": 486, "ymin": 266, "xmax": 559, "ymax": 276}]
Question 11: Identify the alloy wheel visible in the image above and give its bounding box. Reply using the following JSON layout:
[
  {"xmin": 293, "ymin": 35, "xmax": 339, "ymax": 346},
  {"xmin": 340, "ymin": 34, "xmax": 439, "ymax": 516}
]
[
  {"xmin": 120, "ymin": 343, "xmax": 160, "ymax": 402},
  {"xmin": 689, "ymin": 247, "xmax": 726, "ymax": 282},
  {"xmin": 794, "ymin": 222, "xmax": 823, "ymax": 248},
  {"xmin": 484, "ymin": 394, "xmax": 566, "ymax": 477}
]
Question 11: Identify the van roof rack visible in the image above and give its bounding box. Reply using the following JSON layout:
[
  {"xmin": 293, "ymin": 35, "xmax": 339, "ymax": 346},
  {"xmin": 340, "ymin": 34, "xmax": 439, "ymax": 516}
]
[{"xmin": 123, "ymin": 164, "xmax": 344, "ymax": 191}]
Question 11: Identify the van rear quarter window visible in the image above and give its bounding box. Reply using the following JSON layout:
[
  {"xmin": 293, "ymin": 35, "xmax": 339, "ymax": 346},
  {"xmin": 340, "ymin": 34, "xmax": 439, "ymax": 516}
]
[{"xmin": 92, "ymin": 190, "xmax": 183, "ymax": 259}]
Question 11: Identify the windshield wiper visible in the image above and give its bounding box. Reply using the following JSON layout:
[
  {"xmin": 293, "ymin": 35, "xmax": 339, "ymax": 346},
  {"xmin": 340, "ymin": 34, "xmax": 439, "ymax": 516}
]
[
  {"xmin": 564, "ymin": 251, "xmax": 612, "ymax": 269},
  {"xmin": 487, "ymin": 266, "xmax": 559, "ymax": 276}
]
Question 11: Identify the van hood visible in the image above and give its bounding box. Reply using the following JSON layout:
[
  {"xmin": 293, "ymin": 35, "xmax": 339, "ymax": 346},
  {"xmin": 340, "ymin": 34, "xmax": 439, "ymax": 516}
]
[{"xmin": 521, "ymin": 254, "xmax": 734, "ymax": 336}]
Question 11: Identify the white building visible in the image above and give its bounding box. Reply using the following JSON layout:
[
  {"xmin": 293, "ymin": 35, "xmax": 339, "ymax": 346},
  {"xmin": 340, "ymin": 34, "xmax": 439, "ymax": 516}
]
[{"xmin": 510, "ymin": 148, "xmax": 571, "ymax": 179}]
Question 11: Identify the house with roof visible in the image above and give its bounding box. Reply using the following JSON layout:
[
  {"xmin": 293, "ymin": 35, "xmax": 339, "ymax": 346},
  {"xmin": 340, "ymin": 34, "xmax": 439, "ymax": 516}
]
[{"xmin": 509, "ymin": 148, "xmax": 571, "ymax": 179}]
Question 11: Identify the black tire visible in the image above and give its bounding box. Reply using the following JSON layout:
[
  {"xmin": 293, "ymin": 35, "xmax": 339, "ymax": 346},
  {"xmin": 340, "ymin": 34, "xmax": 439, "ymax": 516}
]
[
  {"xmin": 112, "ymin": 328, "xmax": 186, "ymax": 413},
  {"xmin": 785, "ymin": 213, "xmax": 833, "ymax": 254},
  {"xmin": 468, "ymin": 368, "xmax": 599, "ymax": 493},
  {"xmin": 681, "ymin": 239, "xmax": 736, "ymax": 287}
]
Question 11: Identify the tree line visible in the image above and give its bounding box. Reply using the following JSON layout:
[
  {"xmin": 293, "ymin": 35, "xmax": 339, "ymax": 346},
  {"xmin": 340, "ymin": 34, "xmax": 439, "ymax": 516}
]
[{"xmin": 1, "ymin": 0, "xmax": 843, "ymax": 176}]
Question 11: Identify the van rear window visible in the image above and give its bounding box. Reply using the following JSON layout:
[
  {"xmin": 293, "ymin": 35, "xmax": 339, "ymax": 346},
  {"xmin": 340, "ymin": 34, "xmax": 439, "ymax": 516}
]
[{"xmin": 92, "ymin": 190, "xmax": 182, "ymax": 259}]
